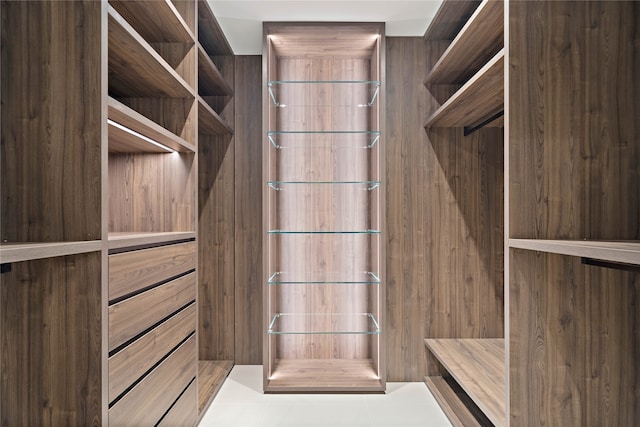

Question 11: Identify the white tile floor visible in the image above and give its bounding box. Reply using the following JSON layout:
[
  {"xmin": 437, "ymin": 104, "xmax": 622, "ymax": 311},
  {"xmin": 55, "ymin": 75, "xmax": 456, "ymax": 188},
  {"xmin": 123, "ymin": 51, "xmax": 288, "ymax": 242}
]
[{"xmin": 198, "ymin": 366, "xmax": 452, "ymax": 427}]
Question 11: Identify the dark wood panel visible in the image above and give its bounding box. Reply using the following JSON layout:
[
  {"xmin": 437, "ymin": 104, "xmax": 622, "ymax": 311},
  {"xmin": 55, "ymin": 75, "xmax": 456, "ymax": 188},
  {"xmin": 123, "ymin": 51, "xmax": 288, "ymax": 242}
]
[
  {"xmin": 1, "ymin": 253, "xmax": 102, "ymax": 426},
  {"xmin": 108, "ymin": 241, "xmax": 196, "ymax": 301},
  {"xmin": 0, "ymin": 0, "xmax": 103, "ymax": 244},
  {"xmin": 234, "ymin": 56, "xmax": 263, "ymax": 364},
  {"xmin": 158, "ymin": 380, "xmax": 197, "ymax": 427},
  {"xmin": 510, "ymin": 250, "xmax": 640, "ymax": 426},
  {"xmin": 109, "ymin": 272, "xmax": 196, "ymax": 352},
  {"xmin": 109, "ymin": 336, "xmax": 196, "ymax": 426},
  {"xmin": 423, "ymin": 0, "xmax": 481, "ymax": 41},
  {"xmin": 197, "ymin": 0, "xmax": 233, "ymax": 56},
  {"xmin": 109, "ymin": 0, "xmax": 194, "ymax": 43},
  {"xmin": 109, "ymin": 304, "xmax": 196, "ymax": 402}
]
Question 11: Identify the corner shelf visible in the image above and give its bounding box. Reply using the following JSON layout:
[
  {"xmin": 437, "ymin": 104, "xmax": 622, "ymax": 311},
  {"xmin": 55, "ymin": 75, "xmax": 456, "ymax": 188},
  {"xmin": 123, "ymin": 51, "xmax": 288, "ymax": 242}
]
[
  {"xmin": 109, "ymin": 0, "xmax": 194, "ymax": 43},
  {"xmin": 268, "ymin": 313, "xmax": 380, "ymax": 335},
  {"xmin": 425, "ymin": 338, "xmax": 505, "ymax": 427},
  {"xmin": 509, "ymin": 239, "xmax": 640, "ymax": 265},
  {"xmin": 198, "ymin": 96, "xmax": 233, "ymax": 135},
  {"xmin": 108, "ymin": 5, "xmax": 195, "ymax": 98},
  {"xmin": 108, "ymin": 97, "xmax": 195, "ymax": 153},
  {"xmin": 108, "ymin": 232, "xmax": 196, "ymax": 251},
  {"xmin": 425, "ymin": 0, "xmax": 504, "ymax": 86},
  {"xmin": 198, "ymin": 43, "xmax": 233, "ymax": 96},
  {"xmin": 197, "ymin": 0, "xmax": 233, "ymax": 56},
  {"xmin": 424, "ymin": 48, "xmax": 504, "ymax": 129},
  {"xmin": 0, "ymin": 241, "xmax": 102, "ymax": 263}
]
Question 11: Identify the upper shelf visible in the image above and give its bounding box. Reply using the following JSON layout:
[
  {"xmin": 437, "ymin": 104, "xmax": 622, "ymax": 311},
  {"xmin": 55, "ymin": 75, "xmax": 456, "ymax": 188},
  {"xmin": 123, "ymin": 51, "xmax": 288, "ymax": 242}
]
[
  {"xmin": 425, "ymin": 0, "xmax": 504, "ymax": 86},
  {"xmin": 198, "ymin": 43, "xmax": 233, "ymax": 97},
  {"xmin": 108, "ymin": 97, "xmax": 195, "ymax": 153},
  {"xmin": 198, "ymin": 0, "xmax": 233, "ymax": 56},
  {"xmin": 0, "ymin": 241, "xmax": 102, "ymax": 264},
  {"xmin": 268, "ymin": 313, "xmax": 381, "ymax": 335},
  {"xmin": 109, "ymin": 0, "xmax": 195, "ymax": 43},
  {"xmin": 198, "ymin": 97, "xmax": 233, "ymax": 135},
  {"xmin": 423, "ymin": 0, "xmax": 481, "ymax": 41},
  {"xmin": 268, "ymin": 80, "xmax": 380, "ymax": 108},
  {"xmin": 108, "ymin": 232, "xmax": 196, "ymax": 251},
  {"xmin": 108, "ymin": 5, "xmax": 195, "ymax": 98},
  {"xmin": 509, "ymin": 239, "xmax": 640, "ymax": 266},
  {"xmin": 424, "ymin": 49, "xmax": 504, "ymax": 129}
]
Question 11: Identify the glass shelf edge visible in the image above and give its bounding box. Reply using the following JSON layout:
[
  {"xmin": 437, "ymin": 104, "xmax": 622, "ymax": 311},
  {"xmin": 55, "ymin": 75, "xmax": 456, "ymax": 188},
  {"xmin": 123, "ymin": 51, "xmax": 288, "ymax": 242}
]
[{"xmin": 267, "ymin": 313, "xmax": 381, "ymax": 335}]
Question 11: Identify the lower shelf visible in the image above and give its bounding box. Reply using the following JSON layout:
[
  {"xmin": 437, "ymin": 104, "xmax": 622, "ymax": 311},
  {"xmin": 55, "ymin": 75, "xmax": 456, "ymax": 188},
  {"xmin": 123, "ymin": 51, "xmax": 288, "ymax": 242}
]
[
  {"xmin": 198, "ymin": 360, "xmax": 233, "ymax": 414},
  {"xmin": 424, "ymin": 376, "xmax": 483, "ymax": 427},
  {"xmin": 265, "ymin": 359, "xmax": 384, "ymax": 392},
  {"xmin": 425, "ymin": 338, "xmax": 505, "ymax": 427}
]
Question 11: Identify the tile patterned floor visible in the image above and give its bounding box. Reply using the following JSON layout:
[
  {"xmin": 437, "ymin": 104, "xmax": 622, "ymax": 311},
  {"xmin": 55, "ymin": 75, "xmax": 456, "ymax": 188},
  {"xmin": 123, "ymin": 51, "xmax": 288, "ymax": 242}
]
[{"xmin": 198, "ymin": 365, "xmax": 452, "ymax": 427}]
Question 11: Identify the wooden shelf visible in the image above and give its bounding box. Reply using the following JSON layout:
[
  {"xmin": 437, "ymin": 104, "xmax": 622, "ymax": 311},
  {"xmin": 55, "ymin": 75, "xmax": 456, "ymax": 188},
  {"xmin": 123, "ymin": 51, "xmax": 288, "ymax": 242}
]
[
  {"xmin": 265, "ymin": 359, "xmax": 383, "ymax": 392},
  {"xmin": 198, "ymin": 43, "xmax": 233, "ymax": 96},
  {"xmin": 0, "ymin": 241, "xmax": 102, "ymax": 263},
  {"xmin": 198, "ymin": 360, "xmax": 233, "ymax": 414},
  {"xmin": 425, "ymin": 0, "xmax": 504, "ymax": 86},
  {"xmin": 424, "ymin": 49, "xmax": 504, "ymax": 129},
  {"xmin": 424, "ymin": 376, "xmax": 482, "ymax": 427},
  {"xmin": 108, "ymin": 5, "xmax": 195, "ymax": 98},
  {"xmin": 425, "ymin": 338, "xmax": 505, "ymax": 427},
  {"xmin": 197, "ymin": 0, "xmax": 233, "ymax": 56},
  {"xmin": 198, "ymin": 96, "xmax": 233, "ymax": 135},
  {"xmin": 108, "ymin": 97, "xmax": 195, "ymax": 153},
  {"xmin": 509, "ymin": 239, "xmax": 640, "ymax": 266},
  {"xmin": 109, "ymin": 0, "xmax": 194, "ymax": 43},
  {"xmin": 423, "ymin": 0, "xmax": 481, "ymax": 41},
  {"xmin": 108, "ymin": 232, "xmax": 196, "ymax": 251}
]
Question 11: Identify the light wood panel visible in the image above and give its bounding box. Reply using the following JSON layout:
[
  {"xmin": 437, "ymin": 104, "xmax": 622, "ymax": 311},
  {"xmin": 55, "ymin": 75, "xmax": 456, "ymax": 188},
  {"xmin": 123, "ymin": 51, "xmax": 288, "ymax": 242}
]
[
  {"xmin": 197, "ymin": 0, "xmax": 233, "ymax": 55},
  {"xmin": 425, "ymin": 49, "xmax": 504, "ymax": 128},
  {"xmin": 508, "ymin": 1, "xmax": 640, "ymax": 425},
  {"xmin": 158, "ymin": 380, "xmax": 197, "ymax": 427},
  {"xmin": 425, "ymin": 0, "xmax": 503, "ymax": 86},
  {"xmin": 198, "ymin": 360, "xmax": 233, "ymax": 413},
  {"xmin": 234, "ymin": 56, "xmax": 264, "ymax": 364},
  {"xmin": 0, "ymin": 241, "xmax": 102, "ymax": 264},
  {"xmin": 424, "ymin": 377, "xmax": 482, "ymax": 427},
  {"xmin": 1, "ymin": 0, "xmax": 103, "ymax": 244},
  {"xmin": 109, "ymin": 336, "xmax": 196, "ymax": 426},
  {"xmin": 108, "ymin": 231, "xmax": 195, "ymax": 250},
  {"xmin": 425, "ymin": 339, "xmax": 505, "ymax": 426},
  {"xmin": 1, "ymin": 253, "xmax": 102, "ymax": 426},
  {"xmin": 109, "ymin": 272, "xmax": 196, "ymax": 351},
  {"xmin": 109, "ymin": 0, "xmax": 194, "ymax": 43},
  {"xmin": 423, "ymin": 0, "xmax": 481, "ymax": 41},
  {"xmin": 109, "ymin": 304, "xmax": 195, "ymax": 402},
  {"xmin": 108, "ymin": 241, "xmax": 196, "ymax": 301},
  {"xmin": 509, "ymin": 239, "xmax": 640, "ymax": 265}
]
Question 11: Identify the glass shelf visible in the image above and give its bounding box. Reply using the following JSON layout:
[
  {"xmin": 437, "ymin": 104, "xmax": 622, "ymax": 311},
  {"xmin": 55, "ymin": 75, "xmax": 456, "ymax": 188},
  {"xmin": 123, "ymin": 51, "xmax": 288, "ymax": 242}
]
[
  {"xmin": 267, "ymin": 313, "xmax": 381, "ymax": 335},
  {"xmin": 268, "ymin": 271, "xmax": 381, "ymax": 284},
  {"xmin": 268, "ymin": 131, "xmax": 380, "ymax": 149},
  {"xmin": 268, "ymin": 80, "xmax": 380, "ymax": 108}
]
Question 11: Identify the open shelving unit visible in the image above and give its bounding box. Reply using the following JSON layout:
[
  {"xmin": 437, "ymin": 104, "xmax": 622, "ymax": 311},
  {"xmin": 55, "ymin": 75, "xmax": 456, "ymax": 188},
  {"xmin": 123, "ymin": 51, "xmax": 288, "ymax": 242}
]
[{"xmin": 263, "ymin": 23, "xmax": 385, "ymax": 392}]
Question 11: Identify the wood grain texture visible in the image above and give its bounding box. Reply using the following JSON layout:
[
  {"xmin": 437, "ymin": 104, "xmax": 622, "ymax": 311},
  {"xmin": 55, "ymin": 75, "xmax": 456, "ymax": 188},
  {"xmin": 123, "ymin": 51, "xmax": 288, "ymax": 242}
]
[
  {"xmin": 109, "ymin": 272, "xmax": 196, "ymax": 351},
  {"xmin": 1, "ymin": 253, "xmax": 102, "ymax": 426},
  {"xmin": 109, "ymin": 0, "xmax": 194, "ymax": 43},
  {"xmin": 108, "ymin": 231, "xmax": 196, "ymax": 250},
  {"xmin": 508, "ymin": 2, "xmax": 640, "ymax": 425},
  {"xmin": 0, "ymin": 241, "xmax": 102, "ymax": 264},
  {"xmin": 509, "ymin": 239, "xmax": 640, "ymax": 265},
  {"xmin": 425, "ymin": 339, "xmax": 505, "ymax": 426},
  {"xmin": 197, "ymin": 0, "xmax": 233, "ymax": 55},
  {"xmin": 109, "ymin": 335, "xmax": 196, "ymax": 426},
  {"xmin": 198, "ymin": 43, "xmax": 234, "ymax": 96},
  {"xmin": 108, "ymin": 241, "xmax": 196, "ymax": 301},
  {"xmin": 1, "ymin": 0, "xmax": 103, "ymax": 244},
  {"xmin": 198, "ymin": 96, "xmax": 234, "ymax": 134},
  {"xmin": 423, "ymin": 0, "xmax": 481, "ymax": 41},
  {"xmin": 198, "ymin": 360, "xmax": 233, "ymax": 413},
  {"xmin": 425, "ymin": 0, "xmax": 503, "ymax": 86},
  {"xmin": 109, "ymin": 304, "xmax": 196, "ymax": 402},
  {"xmin": 158, "ymin": 380, "xmax": 197, "ymax": 427},
  {"xmin": 234, "ymin": 56, "xmax": 264, "ymax": 365},
  {"xmin": 424, "ymin": 376, "xmax": 482, "ymax": 427}
]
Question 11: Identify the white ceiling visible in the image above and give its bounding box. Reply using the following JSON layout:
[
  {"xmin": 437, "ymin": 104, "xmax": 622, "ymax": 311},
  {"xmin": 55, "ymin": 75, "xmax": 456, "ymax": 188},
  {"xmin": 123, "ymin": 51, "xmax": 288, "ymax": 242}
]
[{"xmin": 207, "ymin": 1, "xmax": 444, "ymax": 55}]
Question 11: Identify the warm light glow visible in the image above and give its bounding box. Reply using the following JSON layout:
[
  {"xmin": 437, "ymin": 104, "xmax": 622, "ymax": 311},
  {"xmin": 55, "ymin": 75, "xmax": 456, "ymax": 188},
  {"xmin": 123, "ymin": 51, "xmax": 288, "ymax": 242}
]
[{"xmin": 108, "ymin": 119, "xmax": 176, "ymax": 153}]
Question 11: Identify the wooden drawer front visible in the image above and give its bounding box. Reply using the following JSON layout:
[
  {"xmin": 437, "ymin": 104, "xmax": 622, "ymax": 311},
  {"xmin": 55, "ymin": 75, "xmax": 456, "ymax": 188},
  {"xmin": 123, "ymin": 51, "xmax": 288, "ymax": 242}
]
[
  {"xmin": 109, "ymin": 241, "xmax": 195, "ymax": 301},
  {"xmin": 109, "ymin": 335, "xmax": 196, "ymax": 426},
  {"xmin": 109, "ymin": 271, "xmax": 195, "ymax": 351},
  {"xmin": 157, "ymin": 380, "xmax": 197, "ymax": 427},
  {"xmin": 109, "ymin": 304, "xmax": 196, "ymax": 402}
]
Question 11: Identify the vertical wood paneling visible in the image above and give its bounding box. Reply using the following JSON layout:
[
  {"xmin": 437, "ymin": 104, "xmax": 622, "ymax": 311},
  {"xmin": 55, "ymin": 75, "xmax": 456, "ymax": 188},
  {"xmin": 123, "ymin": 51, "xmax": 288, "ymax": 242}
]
[
  {"xmin": 234, "ymin": 56, "xmax": 263, "ymax": 364},
  {"xmin": 1, "ymin": 253, "xmax": 102, "ymax": 426},
  {"xmin": 509, "ymin": 2, "xmax": 640, "ymax": 424}
]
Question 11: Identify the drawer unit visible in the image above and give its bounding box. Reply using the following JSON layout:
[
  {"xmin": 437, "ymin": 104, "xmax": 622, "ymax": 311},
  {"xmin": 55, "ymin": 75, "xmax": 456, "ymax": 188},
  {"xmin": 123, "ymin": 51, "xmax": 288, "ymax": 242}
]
[
  {"xmin": 109, "ymin": 241, "xmax": 196, "ymax": 301},
  {"xmin": 157, "ymin": 380, "xmax": 198, "ymax": 427},
  {"xmin": 109, "ymin": 335, "xmax": 196, "ymax": 426}
]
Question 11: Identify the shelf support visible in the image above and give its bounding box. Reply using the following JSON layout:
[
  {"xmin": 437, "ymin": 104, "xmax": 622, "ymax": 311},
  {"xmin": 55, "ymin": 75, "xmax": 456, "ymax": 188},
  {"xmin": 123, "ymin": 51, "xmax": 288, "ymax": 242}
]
[
  {"xmin": 463, "ymin": 110, "xmax": 504, "ymax": 136},
  {"xmin": 581, "ymin": 257, "xmax": 640, "ymax": 273}
]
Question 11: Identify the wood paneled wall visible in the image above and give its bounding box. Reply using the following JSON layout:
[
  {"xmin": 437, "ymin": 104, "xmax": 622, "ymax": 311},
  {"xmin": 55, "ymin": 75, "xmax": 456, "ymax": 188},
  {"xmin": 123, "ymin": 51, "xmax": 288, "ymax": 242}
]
[
  {"xmin": 508, "ymin": 1, "xmax": 640, "ymax": 424},
  {"xmin": 199, "ymin": 55, "xmax": 263, "ymax": 363},
  {"xmin": 385, "ymin": 37, "xmax": 504, "ymax": 381}
]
